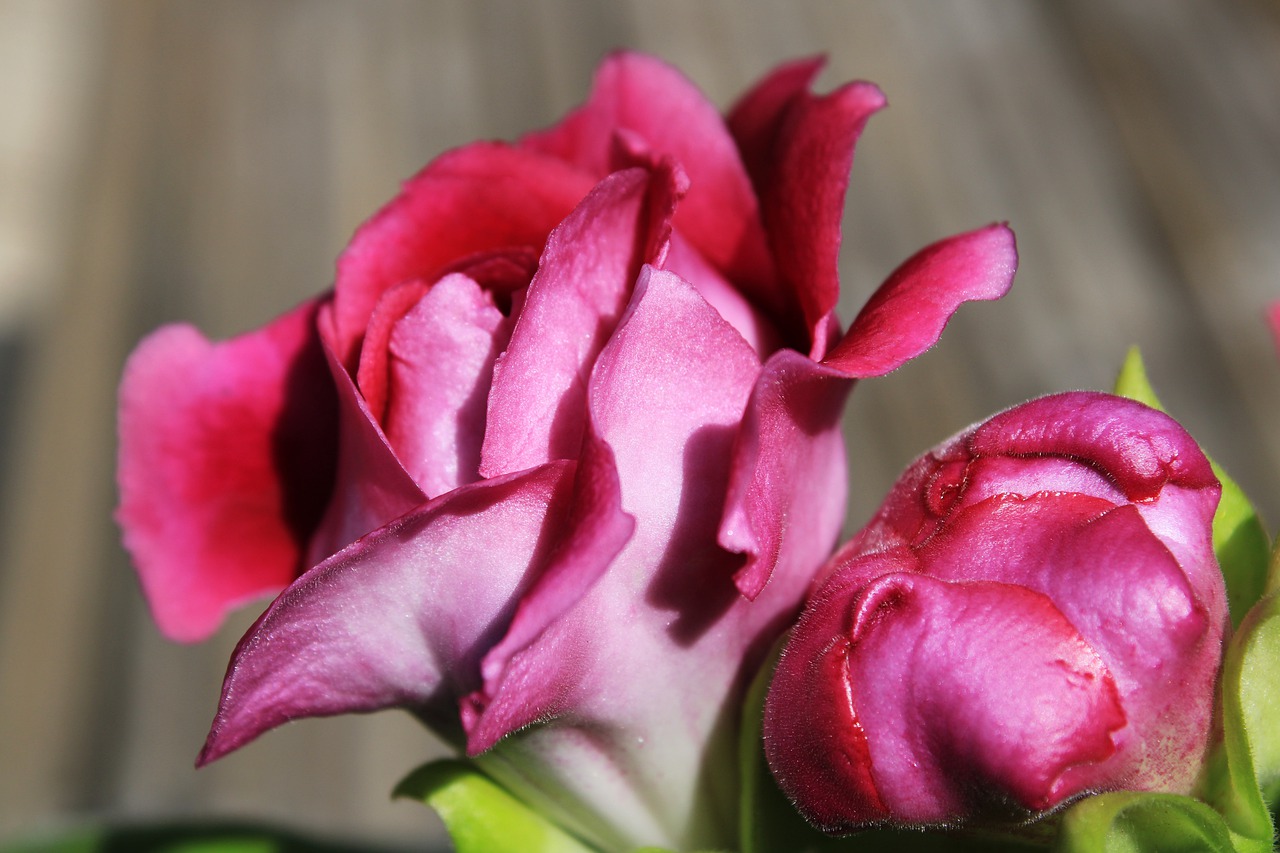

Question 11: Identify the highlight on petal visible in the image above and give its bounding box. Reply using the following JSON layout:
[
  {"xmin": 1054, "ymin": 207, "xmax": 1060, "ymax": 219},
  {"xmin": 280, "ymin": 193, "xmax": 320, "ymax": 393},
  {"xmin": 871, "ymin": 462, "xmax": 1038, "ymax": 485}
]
[
  {"xmin": 331, "ymin": 142, "xmax": 594, "ymax": 369},
  {"xmin": 521, "ymin": 50, "xmax": 778, "ymax": 313},
  {"xmin": 823, "ymin": 223, "xmax": 1017, "ymax": 376},
  {"xmin": 480, "ymin": 165, "xmax": 680, "ymax": 477},
  {"xmin": 116, "ymin": 297, "xmax": 337, "ymax": 643},
  {"xmin": 199, "ymin": 461, "xmax": 575, "ymax": 765}
]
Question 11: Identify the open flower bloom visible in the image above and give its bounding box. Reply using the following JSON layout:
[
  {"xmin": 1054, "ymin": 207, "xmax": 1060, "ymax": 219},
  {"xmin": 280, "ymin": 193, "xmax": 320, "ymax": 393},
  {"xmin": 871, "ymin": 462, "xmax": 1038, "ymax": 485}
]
[
  {"xmin": 117, "ymin": 53, "xmax": 1016, "ymax": 851},
  {"xmin": 764, "ymin": 392, "xmax": 1228, "ymax": 834}
]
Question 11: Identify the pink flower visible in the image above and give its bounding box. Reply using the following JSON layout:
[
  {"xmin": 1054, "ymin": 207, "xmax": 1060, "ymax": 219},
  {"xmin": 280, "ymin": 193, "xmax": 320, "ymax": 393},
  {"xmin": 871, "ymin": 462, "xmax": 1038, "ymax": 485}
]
[
  {"xmin": 764, "ymin": 392, "xmax": 1228, "ymax": 834},
  {"xmin": 117, "ymin": 53, "xmax": 1016, "ymax": 850}
]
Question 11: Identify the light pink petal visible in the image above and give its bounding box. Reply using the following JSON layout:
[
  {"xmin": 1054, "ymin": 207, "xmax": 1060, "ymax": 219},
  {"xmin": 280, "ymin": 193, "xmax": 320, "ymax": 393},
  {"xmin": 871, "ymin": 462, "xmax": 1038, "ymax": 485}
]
[
  {"xmin": 719, "ymin": 349, "xmax": 852, "ymax": 600},
  {"xmin": 480, "ymin": 166, "xmax": 679, "ymax": 476},
  {"xmin": 306, "ymin": 306, "xmax": 425, "ymax": 563},
  {"xmin": 458, "ymin": 269, "xmax": 790, "ymax": 850},
  {"xmin": 735, "ymin": 74, "xmax": 887, "ymax": 352},
  {"xmin": 116, "ymin": 297, "xmax": 337, "ymax": 643},
  {"xmin": 846, "ymin": 574, "xmax": 1124, "ymax": 822},
  {"xmin": 198, "ymin": 461, "xmax": 576, "ymax": 765},
  {"xmin": 1268, "ymin": 301, "xmax": 1280, "ymax": 355},
  {"xmin": 522, "ymin": 51, "xmax": 779, "ymax": 315},
  {"xmin": 823, "ymin": 224, "xmax": 1017, "ymax": 375},
  {"xmin": 382, "ymin": 273, "xmax": 512, "ymax": 497},
  {"xmin": 331, "ymin": 142, "xmax": 594, "ymax": 369}
]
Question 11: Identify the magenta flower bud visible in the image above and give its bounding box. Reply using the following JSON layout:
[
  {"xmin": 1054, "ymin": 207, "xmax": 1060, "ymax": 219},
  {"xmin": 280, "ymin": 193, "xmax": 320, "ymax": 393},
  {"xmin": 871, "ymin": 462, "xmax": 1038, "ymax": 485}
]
[{"xmin": 764, "ymin": 391, "xmax": 1228, "ymax": 833}]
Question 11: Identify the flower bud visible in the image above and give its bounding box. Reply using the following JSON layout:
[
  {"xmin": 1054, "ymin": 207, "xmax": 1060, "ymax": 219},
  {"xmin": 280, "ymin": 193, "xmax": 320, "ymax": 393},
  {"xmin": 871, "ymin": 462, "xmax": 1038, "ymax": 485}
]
[{"xmin": 764, "ymin": 392, "xmax": 1227, "ymax": 833}]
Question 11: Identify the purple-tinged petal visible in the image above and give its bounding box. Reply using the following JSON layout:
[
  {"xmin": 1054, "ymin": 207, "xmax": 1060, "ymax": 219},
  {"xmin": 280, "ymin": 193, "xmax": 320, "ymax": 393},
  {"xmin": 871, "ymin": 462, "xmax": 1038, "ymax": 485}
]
[
  {"xmin": 198, "ymin": 461, "xmax": 576, "ymax": 765},
  {"xmin": 521, "ymin": 51, "xmax": 779, "ymax": 316},
  {"xmin": 744, "ymin": 77, "xmax": 887, "ymax": 354},
  {"xmin": 461, "ymin": 269, "xmax": 785, "ymax": 851},
  {"xmin": 823, "ymin": 223, "xmax": 1017, "ymax": 375},
  {"xmin": 116, "ymin": 297, "xmax": 337, "ymax": 643},
  {"xmin": 332, "ymin": 142, "xmax": 594, "ymax": 369},
  {"xmin": 726, "ymin": 56, "xmax": 826, "ymax": 195},
  {"xmin": 480, "ymin": 165, "xmax": 680, "ymax": 477},
  {"xmin": 719, "ymin": 349, "xmax": 851, "ymax": 600},
  {"xmin": 306, "ymin": 306, "xmax": 424, "ymax": 563},
  {"xmin": 382, "ymin": 273, "xmax": 512, "ymax": 497}
]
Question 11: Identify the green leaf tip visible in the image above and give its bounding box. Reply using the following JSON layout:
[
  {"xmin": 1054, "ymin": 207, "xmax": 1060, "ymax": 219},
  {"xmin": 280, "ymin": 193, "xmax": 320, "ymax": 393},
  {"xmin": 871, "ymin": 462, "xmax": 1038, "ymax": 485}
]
[{"xmin": 395, "ymin": 759, "xmax": 596, "ymax": 853}]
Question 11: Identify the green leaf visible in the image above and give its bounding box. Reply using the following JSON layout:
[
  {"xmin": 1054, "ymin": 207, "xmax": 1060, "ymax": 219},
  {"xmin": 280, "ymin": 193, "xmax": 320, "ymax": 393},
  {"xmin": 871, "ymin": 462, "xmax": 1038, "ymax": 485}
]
[
  {"xmin": 0, "ymin": 822, "xmax": 399, "ymax": 853},
  {"xmin": 1238, "ymin": 595, "xmax": 1280, "ymax": 808},
  {"xmin": 1113, "ymin": 347, "xmax": 1270, "ymax": 627},
  {"xmin": 1056, "ymin": 791, "xmax": 1245, "ymax": 852},
  {"xmin": 395, "ymin": 759, "xmax": 596, "ymax": 853}
]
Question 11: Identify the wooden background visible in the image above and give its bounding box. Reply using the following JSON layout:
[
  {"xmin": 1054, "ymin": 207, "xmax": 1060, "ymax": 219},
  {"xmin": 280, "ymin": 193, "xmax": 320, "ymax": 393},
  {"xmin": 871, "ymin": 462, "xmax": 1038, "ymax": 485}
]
[{"xmin": 2, "ymin": 1, "xmax": 1278, "ymax": 849}]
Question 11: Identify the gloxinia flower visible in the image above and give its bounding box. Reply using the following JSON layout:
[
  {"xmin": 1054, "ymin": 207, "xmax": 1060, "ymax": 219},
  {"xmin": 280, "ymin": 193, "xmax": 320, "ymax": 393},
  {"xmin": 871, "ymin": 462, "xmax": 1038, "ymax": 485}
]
[
  {"xmin": 116, "ymin": 53, "xmax": 1016, "ymax": 851},
  {"xmin": 764, "ymin": 392, "xmax": 1228, "ymax": 835}
]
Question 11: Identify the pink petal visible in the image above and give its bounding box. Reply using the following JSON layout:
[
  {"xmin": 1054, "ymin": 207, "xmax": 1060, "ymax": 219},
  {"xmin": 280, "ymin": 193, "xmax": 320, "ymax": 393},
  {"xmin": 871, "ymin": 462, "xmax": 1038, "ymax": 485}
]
[
  {"xmin": 382, "ymin": 273, "xmax": 512, "ymax": 497},
  {"xmin": 845, "ymin": 574, "xmax": 1124, "ymax": 822},
  {"xmin": 331, "ymin": 142, "xmax": 594, "ymax": 369},
  {"xmin": 305, "ymin": 306, "xmax": 425, "ymax": 563},
  {"xmin": 823, "ymin": 223, "xmax": 1017, "ymax": 375},
  {"xmin": 719, "ymin": 349, "xmax": 852, "ymax": 600},
  {"xmin": 116, "ymin": 297, "xmax": 337, "ymax": 643},
  {"xmin": 737, "ymin": 73, "xmax": 887, "ymax": 352},
  {"xmin": 198, "ymin": 460, "xmax": 576, "ymax": 765},
  {"xmin": 522, "ymin": 51, "xmax": 778, "ymax": 316},
  {"xmin": 459, "ymin": 269, "xmax": 787, "ymax": 850},
  {"xmin": 480, "ymin": 166, "xmax": 680, "ymax": 476}
]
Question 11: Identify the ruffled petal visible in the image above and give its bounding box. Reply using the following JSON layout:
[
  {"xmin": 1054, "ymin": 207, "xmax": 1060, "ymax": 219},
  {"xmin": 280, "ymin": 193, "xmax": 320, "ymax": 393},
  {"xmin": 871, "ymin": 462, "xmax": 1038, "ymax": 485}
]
[
  {"xmin": 823, "ymin": 223, "xmax": 1017, "ymax": 375},
  {"xmin": 719, "ymin": 349, "xmax": 852, "ymax": 600},
  {"xmin": 461, "ymin": 268, "xmax": 780, "ymax": 851},
  {"xmin": 305, "ymin": 306, "xmax": 425, "ymax": 563},
  {"xmin": 480, "ymin": 166, "xmax": 679, "ymax": 476},
  {"xmin": 331, "ymin": 142, "xmax": 594, "ymax": 369},
  {"xmin": 198, "ymin": 461, "xmax": 576, "ymax": 765},
  {"xmin": 116, "ymin": 297, "xmax": 337, "ymax": 642},
  {"xmin": 736, "ymin": 73, "xmax": 887, "ymax": 352},
  {"xmin": 382, "ymin": 273, "xmax": 512, "ymax": 497},
  {"xmin": 522, "ymin": 51, "xmax": 778, "ymax": 316}
]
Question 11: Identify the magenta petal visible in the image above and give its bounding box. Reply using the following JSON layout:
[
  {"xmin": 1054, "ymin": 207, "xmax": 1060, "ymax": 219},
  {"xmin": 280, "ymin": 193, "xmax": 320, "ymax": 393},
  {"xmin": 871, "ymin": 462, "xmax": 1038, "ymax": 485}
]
[
  {"xmin": 726, "ymin": 56, "xmax": 826, "ymax": 195},
  {"xmin": 522, "ymin": 51, "xmax": 778, "ymax": 312},
  {"xmin": 747, "ymin": 77, "xmax": 887, "ymax": 350},
  {"xmin": 824, "ymin": 224, "xmax": 1017, "ymax": 376},
  {"xmin": 116, "ymin": 297, "xmax": 337, "ymax": 642},
  {"xmin": 480, "ymin": 167, "xmax": 677, "ymax": 476},
  {"xmin": 331, "ymin": 142, "xmax": 594, "ymax": 369},
  {"xmin": 198, "ymin": 461, "xmax": 576, "ymax": 765},
  {"xmin": 846, "ymin": 574, "xmax": 1125, "ymax": 822},
  {"xmin": 720, "ymin": 349, "xmax": 852, "ymax": 600},
  {"xmin": 306, "ymin": 306, "xmax": 424, "ymax": 563},
  {"xmin": 382, "ymin": 273, "xmax": 512, "ymax": 497}
]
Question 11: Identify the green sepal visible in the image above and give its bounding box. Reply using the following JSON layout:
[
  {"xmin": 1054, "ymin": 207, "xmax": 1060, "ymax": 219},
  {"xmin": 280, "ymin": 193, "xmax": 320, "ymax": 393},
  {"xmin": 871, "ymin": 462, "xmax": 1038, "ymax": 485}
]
[
  {"xmin": 394, "ymin": 759, "xmax": 596, "ymax": 853},
  {"xmin": 1055, "ymin": 791, "xmax": 1248, "ymax": 852},
  {"xmin": 0, "ymin": 822, "xmax": 399, "ymax": 853},
  {"xmin": 1201, "ymin": 588, "xmax": 1280, "ymax": 845},
  {"xmin": 1113, "ymin": 347, "xmax": 1270, "ymax": 626}
]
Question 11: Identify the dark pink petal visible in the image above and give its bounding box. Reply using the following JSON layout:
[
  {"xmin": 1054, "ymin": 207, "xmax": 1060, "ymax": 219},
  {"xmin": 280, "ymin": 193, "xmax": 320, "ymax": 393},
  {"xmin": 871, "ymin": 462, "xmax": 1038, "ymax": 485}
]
[
  {"xmin": 331, "ymin": 142, "xmax": 594, "ymax": 369},
  {"xmin": 970, "ymin": 391, "xmax": 1218, "ymax": 500},
  {"xmin": 480, "ymin": 166, "xmax": 679, "ymax": 476},
  {"xmin": 719, "ymin": 349, "xmax": 852, "ymax": 600},
  {"xmin": 198, "ymin": 461, "xmax": 576, "ymax": 765},
  {"xmin": 823, "ymin": 223, "xmax": 1017, "ymax": 375},
  {"xmin": 726, "ymin": 56, "xmax": 825, "ymax": 196},
  {"xmin": 459, "ymin": 269, "xmax": 784, "ymax": 850},
  {"xmin": 845, "ymin": 575, "xmax": 1124, "ymax": 822},
  {"xmin": 521, "ymin": 51, "xmax": 778, "ymax": 314},
  {"xmin": 306, "ymin": 306, "xmax": 424, "ymax": 563},
  {"xmin": 743, "ymin": 75, "xmax": 887, "ymax": 352},
  {"xmin": 382, "ymin": 273, "xmax": 512, "ymax": 497},
  {"xmin": 116, "ymin": 298, "xmax": 337, "ymax": 643}
]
